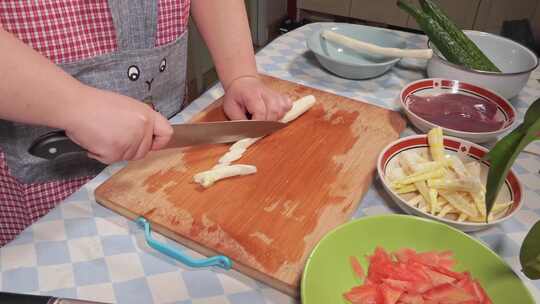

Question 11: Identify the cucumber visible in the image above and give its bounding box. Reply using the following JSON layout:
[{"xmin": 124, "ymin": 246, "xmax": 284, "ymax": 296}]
[
  {"xmin": 397, "ymin": 0, "xmax": 476, "ymax": 68},
  {"xmin": 419, "ymin": 0, "xmax": 500, "ymax": 72}
]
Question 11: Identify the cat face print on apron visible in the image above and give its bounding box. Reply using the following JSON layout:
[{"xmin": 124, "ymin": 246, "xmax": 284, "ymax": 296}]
[{"xmin": 0, "ymin": 0, "xmax": 188, "ymax": 184}]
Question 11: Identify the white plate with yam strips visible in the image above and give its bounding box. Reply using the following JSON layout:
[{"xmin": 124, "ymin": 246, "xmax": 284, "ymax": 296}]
[{"xmin": 377, "ymin": 127, "xmax": 523, "ymax": 232}]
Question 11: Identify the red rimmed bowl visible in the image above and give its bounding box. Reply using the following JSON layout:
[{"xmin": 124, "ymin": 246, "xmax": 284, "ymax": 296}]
[
  {"xmin": 377, "ymin": 135, "xmax": 523, "ymax": 232},
  {"xmin": 400, "ymin": 78, "xmax": 516, "ymax": 144}
]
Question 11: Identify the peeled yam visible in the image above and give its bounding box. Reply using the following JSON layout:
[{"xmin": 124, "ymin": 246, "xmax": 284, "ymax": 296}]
[
  {"xmin": 229, "ymin": 137, "xmax": 261, "ymax": 151},
  {"xmin": 194, "ymin": 165, "xmax": 257, "ymax": 188},
  {"xmin": 280, "ymin": 95, "xmax": 316, "ymax": 123},
  {"xmin": 193, "ymin": 95, "xmax": 317, "ymax": 188},
  {"xmin": 218, "ymin": 148, "xmax": 246, "ymax": 165}
]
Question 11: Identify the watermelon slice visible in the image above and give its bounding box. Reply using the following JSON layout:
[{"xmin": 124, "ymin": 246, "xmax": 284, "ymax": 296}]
[
  {"xmin": 380, "ymin": 284, "xmax": 404, "ymax": 304},
  {"xmin": 343, "ymin": 248, "xmax": 492, "ymax": 304},
  {"xmin": 398, "ymin": 293, "xmax": 424, "ymax": 304},
  {"xmin": 423, "ymin": 283, "xmax": 475, "ymax": 303},
  {"xmin": 344, "ymin": 284, "xmax": 383, "ymax": 304},
  {"xmin": 350, "ymin": 256, "xmax": 365, "ymax": 280}
]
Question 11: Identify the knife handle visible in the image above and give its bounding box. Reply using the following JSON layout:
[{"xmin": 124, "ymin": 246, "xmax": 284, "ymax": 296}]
[
  {"xmin": 0, "ymin": 292, "xmax": 52, "ymax": 304},
  {"xmin": 0, "ymin": 292, "xmax": 109, "ymax": 304},
  {"xmin": 28, "ymin": 130, "xmax": 86, "ymax": 160}
]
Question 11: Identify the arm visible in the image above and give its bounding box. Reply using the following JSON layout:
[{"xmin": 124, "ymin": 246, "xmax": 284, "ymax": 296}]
[
  {"xmin": 0, "ymin": 28, "xmax": 84, "ymax": 129},
  {"xmin": 190, "ymin": 0, "xmax": 256, "ymax": 90},
  {"xmin": 191, "ymin": 0, "xmax": 291, "ymax": 120},
  {"xmin": 0, "ymin": 28, "xmax": 172, "ymax": 163}
]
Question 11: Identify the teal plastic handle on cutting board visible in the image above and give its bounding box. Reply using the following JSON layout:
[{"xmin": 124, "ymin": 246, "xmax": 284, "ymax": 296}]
[{"xmin": 136, "ymin": 217, "xmax": 232, "ymax": 270}]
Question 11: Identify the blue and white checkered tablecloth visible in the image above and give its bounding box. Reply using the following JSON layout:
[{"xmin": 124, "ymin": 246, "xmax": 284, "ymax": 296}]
[{"xmin": 1, "ymin": 23, "xmax": 539, "ymax": 304}]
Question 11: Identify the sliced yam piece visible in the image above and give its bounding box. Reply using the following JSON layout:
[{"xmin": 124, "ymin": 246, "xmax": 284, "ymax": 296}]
[
  {"xmin": 212, "ymin": 163, "xmax": 228, "ymax": 170},
  {"xmin": 411, "ymin": 160, "xmax": 449, "ymax": 175},
  {"xmin": 492, "ymin": 201, "xmax": 513, "ymax": 214},
  {"xmin": 467, "ymin": 216, "xmax": 490, "ymax": 223},
  {"xmin": 438, "ymin": 204, "xmax": 456, "ymax": 217},
  {"xmin": 427, "ymin": 127, "xmax": 445, "ymax": 162},
  {"xmin": 218, "ymin": 148, "xmax": 246, "ymax": 164},
  {"xmin": 392, "ymin": 168, "xmax": 445, "ymax": 187},
  {"xmin": 457, "ymin": 213, "xmax": 468, "ymax": 222},
  {"xmin": 193, "ymin": 165, "xmax": 257, "ymax": 188},
  {"xmin": 448, "ymin": 155, "xmax": 469, "ymax": 179},
  {"xmin": 418, "ymin": 150, "xmax": 431, "ymax": 162},
  {"xmin": 470, "ymin": 191, "xmax": 487, "ymax": 218},
  {"xmin": 397, "ymin": 152, "xmax": 432, "ymax": 206},
  {"xmin": 464, "ymin": 161, "xmax": 481, "ymax": 178},
  {"xmin": 405, "ymin": 161, "xmax": 447, "ymax": 177},
  {"xmin": 387, "ymin": 166, "xmax": 407, "ymax": 183},
  {"xmin": 194, "ymin": 95, "xmax": 316, "ymax": 189},
  {"xmin": 415, "ymin": 181, "xmax": 433, "ymax": 211},
  {"xmin": 439, "ymin": 191, "xmax": 479, "ymax": 218},
  {"xmin": 229, "ymin": 137, "xmax": 261, "ymax": 151},
  {"xmin": 400, "ymin": 151, "xmax": 428, "ymax": 174},
  {"xmin": 395, "ymin": 184, "xmax": 417, "ymax": 194},
  {"xmin": 468, "ymin": 202, "xmax": 513, "ymax": 222},
  {"xmin": 219, "ymin": 137, "xmax": 260, "ymax": 166},
  {"xmin": 443, "ymin": 213, "xmax": 460, "ymax": 221},
  {"xmin": 490, "ymin": 209, "xmax": 509, "ymax": 221},
  {"xmin": 280, "ymin": 95, "xmax": 316, "ymax": 123},
  {"xmin": 418, "ymin": 200, "xmax": 430, "ymax": 213},
  {"xmin": 427, "ymin": 177, "xmax": 482, "ymax": 193},
  {"xmin": 428, "ymin": 188, "xmax": 439, "ymax": 214},
  {"xmin": 406, "ymin": 195, "xmax": 424, "ymax": 207},
  {"xmin": 443, "ymin": 168, "xmax": 459, "ymax": 180}
]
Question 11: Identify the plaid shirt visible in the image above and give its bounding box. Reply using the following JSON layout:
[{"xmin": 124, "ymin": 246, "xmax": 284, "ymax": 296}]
[{"xmin": 0, "ymin": 0, "xmax": 190, "ymax": 246}]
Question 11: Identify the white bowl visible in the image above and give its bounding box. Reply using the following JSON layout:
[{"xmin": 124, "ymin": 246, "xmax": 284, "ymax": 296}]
[
  {"xmin": 377, "ymin": 135, "xmax": 523, "ymax": 232},
  {"xmin": 427, "ymin": 31, "xmax": 538, "ymax": 99},
  {"xmin": 400, "ymin": 78, "xmax": 516, "ymax": 143},
  {"xmin": 307, "ymin": 23, "xmax": 406, "ymax": 79}
]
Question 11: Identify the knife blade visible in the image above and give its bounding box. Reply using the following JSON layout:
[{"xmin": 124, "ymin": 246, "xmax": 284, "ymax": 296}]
[{"xmin": 28, "ymin": 120, "xmax": 286, "ymax": 160}]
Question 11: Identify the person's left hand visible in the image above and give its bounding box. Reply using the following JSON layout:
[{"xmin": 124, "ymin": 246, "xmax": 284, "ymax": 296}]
[{"xmin": 223, "ymin": 76, "xmax": 292, "ymax": 121}]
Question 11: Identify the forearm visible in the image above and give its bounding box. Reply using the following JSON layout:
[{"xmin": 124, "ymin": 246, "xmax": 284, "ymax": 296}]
[
  {"xmin": 191, "ymin": 0, "xmax": 257, "ymax": 89},
  {"xmin": 0, "ymin": 28, "xmax": 86, "ymax": 129}
]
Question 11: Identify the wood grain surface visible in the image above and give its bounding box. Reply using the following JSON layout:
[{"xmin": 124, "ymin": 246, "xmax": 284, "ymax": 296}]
[{"xmin": 95, "ymin": 75, "xmax": 406, "ymax": 296}]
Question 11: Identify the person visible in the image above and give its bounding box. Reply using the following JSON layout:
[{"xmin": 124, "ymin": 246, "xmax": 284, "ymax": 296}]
[{"xmin": 0, "ymin": 0, "xmax": 292, "ymax": 246}]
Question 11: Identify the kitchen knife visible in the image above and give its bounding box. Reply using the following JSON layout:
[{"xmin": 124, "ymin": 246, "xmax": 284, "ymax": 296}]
[
  {"xmin": 28, "ymin": 120, "xmax": 286, "ymax": 160},
  {"xmin": 0, "ymin": 292, "xmax": 107, "ymax": 303}
]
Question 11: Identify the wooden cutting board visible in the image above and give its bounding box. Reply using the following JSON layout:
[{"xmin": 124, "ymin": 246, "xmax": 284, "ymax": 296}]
[{"xmin": 95, "ymin": 75, "xmax": 405, "ymax": 296}]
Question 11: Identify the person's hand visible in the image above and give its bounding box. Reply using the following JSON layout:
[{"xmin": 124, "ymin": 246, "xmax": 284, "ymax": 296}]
[
  {"xmin": 223, "ymin": 76, "xmax": 292, "ymax": 121},
  {"xmin": 62, "ymin": 86, "xmax": 173, "ymax": 164}
]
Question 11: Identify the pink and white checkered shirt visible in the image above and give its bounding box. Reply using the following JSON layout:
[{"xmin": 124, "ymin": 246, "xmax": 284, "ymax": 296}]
[{"xmin": 0, "ymin": 0, "xmax": 190, "ymax": 246}]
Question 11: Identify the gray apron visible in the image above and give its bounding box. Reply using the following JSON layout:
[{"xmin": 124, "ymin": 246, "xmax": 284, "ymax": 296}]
[{"xmin": 0, "ymin": 0, "xmax": 188, "ymax": 184}]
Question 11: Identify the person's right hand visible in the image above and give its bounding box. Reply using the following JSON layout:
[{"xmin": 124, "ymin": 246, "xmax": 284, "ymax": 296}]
[{"xmin": 62, "ymin": 86, "xmax": 173, "ymax": 164}]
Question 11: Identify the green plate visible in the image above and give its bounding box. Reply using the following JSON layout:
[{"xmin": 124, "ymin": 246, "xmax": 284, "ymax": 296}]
[{"xmin": 301, "ymin": 214, "xmax": 534, "ymax": 303}]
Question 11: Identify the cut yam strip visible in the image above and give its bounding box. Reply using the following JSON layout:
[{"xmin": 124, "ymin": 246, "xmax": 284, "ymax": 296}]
[
  {"xmin": 193, "ymin": 165, "xmax": 257, "ymax": 188},
  {"xmin": 193, "ymin": 95, "xmax": 316, "ymax": 188}
]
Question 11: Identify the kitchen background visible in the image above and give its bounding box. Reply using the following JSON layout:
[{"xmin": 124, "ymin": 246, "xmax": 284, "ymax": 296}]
[{"xmin": 186, "ymin": 0, "xmax": 540, "ymax": 102}]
